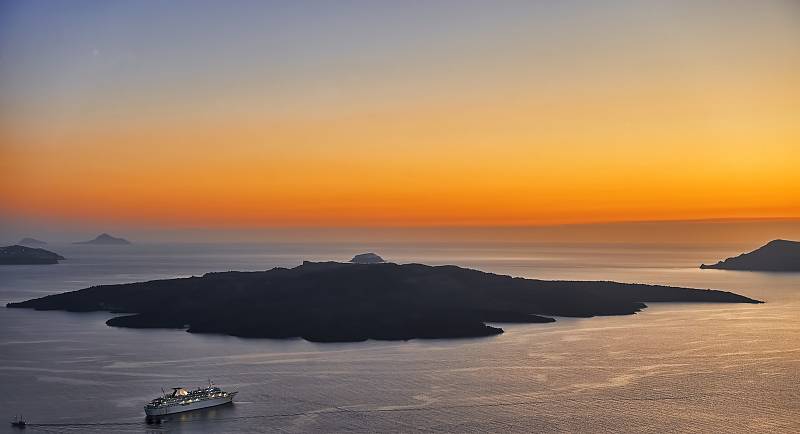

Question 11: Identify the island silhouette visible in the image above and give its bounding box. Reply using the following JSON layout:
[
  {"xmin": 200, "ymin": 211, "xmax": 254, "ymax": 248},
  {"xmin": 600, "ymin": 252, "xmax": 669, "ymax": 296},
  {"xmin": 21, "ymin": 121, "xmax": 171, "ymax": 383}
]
[
  {"xmin": 349, "ymin": 252, "xmax": 386, "ymax": 264},
  {"xmin": 700, "ymin": 239, "xmax": 800, "ymax": 271},
  {"xmin": 73, "ymin": 233, "xmax": 131, "ymax": 245},
  {"xmin": 0, "ymin": 245, "xmax": 65, "ymax": 265},
  {"xmin": 18, "ymin": 237, "xmax": 47, "ymax": 246},
  {"xmin": 7, "ymin": 259, "xmax": 761, "ymax": 342}
]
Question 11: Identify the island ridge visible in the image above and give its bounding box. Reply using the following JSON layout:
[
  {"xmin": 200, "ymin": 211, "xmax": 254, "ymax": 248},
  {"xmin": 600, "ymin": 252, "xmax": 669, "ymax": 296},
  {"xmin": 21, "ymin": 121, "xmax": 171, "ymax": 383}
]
[{"xmin": 8, "ymin": 260, "xmax": 761, "ymax": 342}]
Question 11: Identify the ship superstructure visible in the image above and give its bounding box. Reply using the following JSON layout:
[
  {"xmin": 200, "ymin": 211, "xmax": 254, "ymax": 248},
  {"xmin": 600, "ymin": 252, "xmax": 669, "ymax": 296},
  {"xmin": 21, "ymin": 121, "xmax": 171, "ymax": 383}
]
[{"xmin": 144, "ymin": 382, "xmax": 237, "ymax": 417}]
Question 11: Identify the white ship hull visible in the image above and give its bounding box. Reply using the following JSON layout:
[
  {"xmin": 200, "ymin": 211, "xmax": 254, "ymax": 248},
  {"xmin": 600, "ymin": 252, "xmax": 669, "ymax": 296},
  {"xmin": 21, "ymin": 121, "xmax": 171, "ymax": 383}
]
[{"xmin": 144, "ymin": 393, "xmax": 236, "ymax": 416}]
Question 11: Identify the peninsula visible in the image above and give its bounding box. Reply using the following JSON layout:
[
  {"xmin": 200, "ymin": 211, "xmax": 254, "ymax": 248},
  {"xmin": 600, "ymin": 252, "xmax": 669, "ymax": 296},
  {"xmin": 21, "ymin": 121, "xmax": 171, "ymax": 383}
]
[
  {"xmin": 700, "ymin": 239, "xmax": 800, "ymax": 272},
  {"xmin": 7, "ymin": 260, "xmax": 761, "ymax": 342},
  {"xmin": 0, "ymin": 245, "xmax": 65, "ymax": 265},
  {"xmin": 74, "ymin": 233, "xmax": 131, "ymax": 245}
]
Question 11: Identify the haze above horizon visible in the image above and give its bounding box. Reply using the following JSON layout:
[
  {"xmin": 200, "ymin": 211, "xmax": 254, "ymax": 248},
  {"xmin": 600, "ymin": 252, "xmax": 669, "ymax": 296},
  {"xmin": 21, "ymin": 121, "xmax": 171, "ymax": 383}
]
[{"xmin": 1, "ymin": 0, "xmax": 798, "ymax": 231}]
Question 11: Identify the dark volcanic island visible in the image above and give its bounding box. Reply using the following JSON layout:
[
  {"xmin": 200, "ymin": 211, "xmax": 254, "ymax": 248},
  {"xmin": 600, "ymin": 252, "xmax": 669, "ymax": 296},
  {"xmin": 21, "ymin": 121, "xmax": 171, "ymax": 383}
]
[
  {"xmin": 701, "ymin": 239, "xmax": 800, "ymax": 272},
  {"xmin": 0, "ymin": 245, "xmax": 65, "ymax": 265},
  {"xmin": 7, "ymin": 260, "xmax": 761, "ymax": 342}
]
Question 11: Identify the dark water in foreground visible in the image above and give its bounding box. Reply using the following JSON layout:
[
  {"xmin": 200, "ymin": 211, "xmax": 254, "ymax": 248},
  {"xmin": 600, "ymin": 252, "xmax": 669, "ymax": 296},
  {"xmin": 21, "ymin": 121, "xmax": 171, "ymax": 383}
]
[{"xmin": 0, "ymin": 242, "xmax": 798, "ymax": 433}]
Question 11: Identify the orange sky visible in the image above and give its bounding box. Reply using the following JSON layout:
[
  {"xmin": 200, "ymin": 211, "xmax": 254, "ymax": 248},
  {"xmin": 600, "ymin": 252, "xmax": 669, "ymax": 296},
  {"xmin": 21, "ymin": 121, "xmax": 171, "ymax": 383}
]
[{"xmin": 1, "ymin": 1, "xmax": 799, "ymax": 229}]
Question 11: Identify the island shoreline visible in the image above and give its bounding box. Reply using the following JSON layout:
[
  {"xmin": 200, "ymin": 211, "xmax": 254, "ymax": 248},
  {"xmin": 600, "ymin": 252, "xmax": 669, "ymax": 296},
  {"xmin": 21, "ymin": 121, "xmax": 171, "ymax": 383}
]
[{"xmin": 7, "ymin": 261, "xmax": 762, "ymax": 343}]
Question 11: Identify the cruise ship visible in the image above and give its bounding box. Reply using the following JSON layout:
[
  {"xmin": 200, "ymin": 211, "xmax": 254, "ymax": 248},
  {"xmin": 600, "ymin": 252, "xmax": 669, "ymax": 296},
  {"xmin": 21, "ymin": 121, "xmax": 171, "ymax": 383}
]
[{"xmin": 144, "ymin": 382, "xmax": 237, "ymax": 417}]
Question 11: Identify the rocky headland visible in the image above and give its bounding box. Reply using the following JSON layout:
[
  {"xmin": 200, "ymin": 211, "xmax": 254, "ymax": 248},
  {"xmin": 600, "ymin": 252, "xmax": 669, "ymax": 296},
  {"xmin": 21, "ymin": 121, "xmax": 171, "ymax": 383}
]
[{"xmin": 701, "ymin": 239, "xmax": 800, "ymax": 272}]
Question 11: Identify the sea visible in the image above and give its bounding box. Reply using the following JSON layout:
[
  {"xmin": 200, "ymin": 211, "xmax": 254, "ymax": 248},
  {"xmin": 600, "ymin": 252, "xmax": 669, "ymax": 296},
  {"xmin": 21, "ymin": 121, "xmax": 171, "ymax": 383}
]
[{"xmin": 0, "ymin": 242, "xmax": 797, "ymax": 433}]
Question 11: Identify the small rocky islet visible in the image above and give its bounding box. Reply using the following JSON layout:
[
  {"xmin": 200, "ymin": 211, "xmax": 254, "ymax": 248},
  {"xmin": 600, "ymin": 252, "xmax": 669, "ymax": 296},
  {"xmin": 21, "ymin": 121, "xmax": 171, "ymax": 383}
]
[
  {"xmin": 73, "ymin": 233, "xmax": 131, "ymax": 245},
  {"xmin": 18, "ymin": 237, "xmax": 48, "ymax": 246},
  {"xmin": 0, "ymin": 245, "xmax": 65, "ymax": 265}
]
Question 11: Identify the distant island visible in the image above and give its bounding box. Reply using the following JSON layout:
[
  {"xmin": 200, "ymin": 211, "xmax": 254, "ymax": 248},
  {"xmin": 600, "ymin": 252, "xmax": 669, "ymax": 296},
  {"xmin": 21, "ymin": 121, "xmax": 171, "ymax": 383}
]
[
  {"xmin": 700, "ymin": 239, "xmax": 800, "ymax": 272},
  {"xmin": 0, "ymin": 245, "xmax": 65, "ymax": 265},
  {"xmin": 7, "ymin": 260, "xmax": 761, "ymax": 342},
  {"xmin": 18, "ymin": 237, "xmax": 47, "ymax": 246},
  {"xmin": 73, "ymin": 233, "xmax": 131, "ymax": 245},
  {"xmin": 349, "ymin": 252, "xmax": 386, "ymax": 264}
]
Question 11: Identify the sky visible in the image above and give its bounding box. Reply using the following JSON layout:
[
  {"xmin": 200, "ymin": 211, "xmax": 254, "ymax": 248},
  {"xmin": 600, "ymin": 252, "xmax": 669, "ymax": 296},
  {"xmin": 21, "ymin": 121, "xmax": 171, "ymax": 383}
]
[{"xmin": 1, "ymin": 0, "xmax": 799, "ymax": 240}]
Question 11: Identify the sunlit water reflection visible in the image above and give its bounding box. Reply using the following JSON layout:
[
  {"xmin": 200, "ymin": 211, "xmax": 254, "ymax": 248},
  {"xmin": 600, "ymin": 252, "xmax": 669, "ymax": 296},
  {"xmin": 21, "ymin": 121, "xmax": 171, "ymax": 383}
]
[{"xmin": 1, "ymin": 242, "xmax": 797, "ymax": 432}]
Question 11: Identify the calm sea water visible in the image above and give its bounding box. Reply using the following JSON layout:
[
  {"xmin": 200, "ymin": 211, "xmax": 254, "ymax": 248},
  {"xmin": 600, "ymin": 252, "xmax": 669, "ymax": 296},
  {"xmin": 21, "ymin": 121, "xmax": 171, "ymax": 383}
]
[{"xmin": 0, "ymin": 242, "xmax": 798, "ymax": 433}]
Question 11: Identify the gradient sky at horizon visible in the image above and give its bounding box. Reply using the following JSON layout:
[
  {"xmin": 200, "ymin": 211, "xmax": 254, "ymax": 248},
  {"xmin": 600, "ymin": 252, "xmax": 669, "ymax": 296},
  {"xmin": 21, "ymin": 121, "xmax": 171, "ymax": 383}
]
[{"xmin": 1, "ymin": 0, "xmax": 799, "ymax": 230}]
